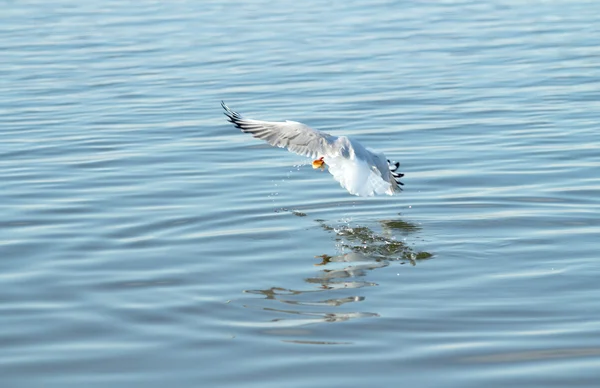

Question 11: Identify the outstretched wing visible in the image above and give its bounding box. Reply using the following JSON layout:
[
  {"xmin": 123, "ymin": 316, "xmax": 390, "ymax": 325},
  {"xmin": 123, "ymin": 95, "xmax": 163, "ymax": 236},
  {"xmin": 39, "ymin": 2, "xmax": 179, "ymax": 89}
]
[{"xmin": 222, "ymin": 101, "xmax": 337, "ymax": 159}]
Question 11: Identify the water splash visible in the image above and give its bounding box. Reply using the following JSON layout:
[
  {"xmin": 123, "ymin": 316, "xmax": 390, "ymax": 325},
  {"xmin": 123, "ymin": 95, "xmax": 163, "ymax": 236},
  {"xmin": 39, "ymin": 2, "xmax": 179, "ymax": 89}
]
[{"xmin": 316, "ymin": 219, "xmax": 433, "ymax": 264}]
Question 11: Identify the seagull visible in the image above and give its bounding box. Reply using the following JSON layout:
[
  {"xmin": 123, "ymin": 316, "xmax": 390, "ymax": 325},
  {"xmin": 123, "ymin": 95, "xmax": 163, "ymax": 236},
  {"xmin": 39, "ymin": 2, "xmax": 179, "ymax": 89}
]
[{"xmin": 221, "ymin": 102, "xmax": 404, "ymax": 197}]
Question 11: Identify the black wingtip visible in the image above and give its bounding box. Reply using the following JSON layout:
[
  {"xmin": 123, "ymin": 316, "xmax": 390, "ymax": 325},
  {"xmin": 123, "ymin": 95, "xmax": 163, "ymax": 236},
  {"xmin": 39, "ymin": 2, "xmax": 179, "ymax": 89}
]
[
  {"xmin": 221, "ymin": 101, "xmax": 233, "ymax": 116},
  {"xmin": 388, "ymin": 160, "xmax": 400, "ymax": 172},
  {"xmin": 221, "ymin": 101, "xmax": 249, "ymax": 131},
  {"xmin": 221, "ymin": 101, "xmax": 235, "ymax": 119},
  {"xmin": 388, "ymin": 160, "xmax": 404, "ymax": 188}
]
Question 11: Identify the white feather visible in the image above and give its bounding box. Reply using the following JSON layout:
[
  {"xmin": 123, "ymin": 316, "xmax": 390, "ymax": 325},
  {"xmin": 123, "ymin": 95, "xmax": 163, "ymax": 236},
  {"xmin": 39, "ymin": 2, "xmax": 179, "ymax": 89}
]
[{"xmin": 222, "ymin": 102, "xmax": 403, "ymax": 197}]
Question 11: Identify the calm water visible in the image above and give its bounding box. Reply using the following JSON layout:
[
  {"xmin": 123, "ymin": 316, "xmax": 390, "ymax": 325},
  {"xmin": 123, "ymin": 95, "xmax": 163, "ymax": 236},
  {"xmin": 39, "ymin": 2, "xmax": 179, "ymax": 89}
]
[{"xmin": 2, "ymin": 0, "xmax": 600, "ymax": 387}]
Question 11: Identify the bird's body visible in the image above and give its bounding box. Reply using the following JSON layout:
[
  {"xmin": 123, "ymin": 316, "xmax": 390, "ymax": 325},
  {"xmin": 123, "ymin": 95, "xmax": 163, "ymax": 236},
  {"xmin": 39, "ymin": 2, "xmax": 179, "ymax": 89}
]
[{"xmin": 221, "ymin": 102, "xmax": 404, "ymax": 196}]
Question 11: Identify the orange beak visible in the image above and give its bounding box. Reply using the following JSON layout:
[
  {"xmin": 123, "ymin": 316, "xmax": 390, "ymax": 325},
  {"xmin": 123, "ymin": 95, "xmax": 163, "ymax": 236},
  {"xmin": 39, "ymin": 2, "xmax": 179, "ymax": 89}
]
[{"xmin": 312, "ymin": 157, "xmax": 325, "ymax": 169}]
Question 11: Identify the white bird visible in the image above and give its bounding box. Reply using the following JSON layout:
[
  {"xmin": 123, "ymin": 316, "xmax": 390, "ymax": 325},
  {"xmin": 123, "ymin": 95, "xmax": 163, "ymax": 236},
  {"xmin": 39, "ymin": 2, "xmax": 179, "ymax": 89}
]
[{"xmin": 222, "ymin": 102, "xmax": 404, "ymax": 197}]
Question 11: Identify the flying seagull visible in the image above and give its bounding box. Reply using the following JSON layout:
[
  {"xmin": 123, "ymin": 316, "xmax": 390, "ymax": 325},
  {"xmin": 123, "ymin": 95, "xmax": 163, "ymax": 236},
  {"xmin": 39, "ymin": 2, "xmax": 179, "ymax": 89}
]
[{"xmin": 221, "ymin": 102, "xmax": 404, "ymax": 196}]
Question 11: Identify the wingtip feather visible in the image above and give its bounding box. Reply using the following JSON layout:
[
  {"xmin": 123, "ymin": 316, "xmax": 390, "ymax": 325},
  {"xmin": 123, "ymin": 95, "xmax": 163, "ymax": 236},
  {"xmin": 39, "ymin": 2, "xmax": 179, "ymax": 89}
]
[{"xmin": 221, "ymin": 101, "xmax": 247, "ymax": 128}]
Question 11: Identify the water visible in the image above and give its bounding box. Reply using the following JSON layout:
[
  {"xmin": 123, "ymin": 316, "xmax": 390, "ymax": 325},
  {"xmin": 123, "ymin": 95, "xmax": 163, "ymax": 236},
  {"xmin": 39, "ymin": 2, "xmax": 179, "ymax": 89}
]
[{"xmin": 2, "ymin": 0, "xmax": 600, "ymax": 386}]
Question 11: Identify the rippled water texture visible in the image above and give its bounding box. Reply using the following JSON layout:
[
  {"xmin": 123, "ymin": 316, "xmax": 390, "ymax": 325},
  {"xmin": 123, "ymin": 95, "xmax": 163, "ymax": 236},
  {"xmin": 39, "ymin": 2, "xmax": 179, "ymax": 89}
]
[{"xmin": 2, "ymin": 0, "xmax": 600, "ymax": 387}]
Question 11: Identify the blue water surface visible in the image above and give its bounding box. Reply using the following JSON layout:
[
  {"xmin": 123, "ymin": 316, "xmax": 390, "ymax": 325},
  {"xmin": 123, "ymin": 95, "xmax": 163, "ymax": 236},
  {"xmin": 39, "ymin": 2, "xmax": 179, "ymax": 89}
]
[{"xmin": 2, "ymin": 1, "xmax": 600, "ymax": 387}]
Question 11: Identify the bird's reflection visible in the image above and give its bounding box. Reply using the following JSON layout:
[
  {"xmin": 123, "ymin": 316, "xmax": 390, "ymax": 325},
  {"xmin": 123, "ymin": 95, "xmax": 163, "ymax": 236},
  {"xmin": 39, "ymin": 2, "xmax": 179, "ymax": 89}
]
[{"xmin": 242, "ymin": 217, "xmax": 432, "ymax": 338}]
